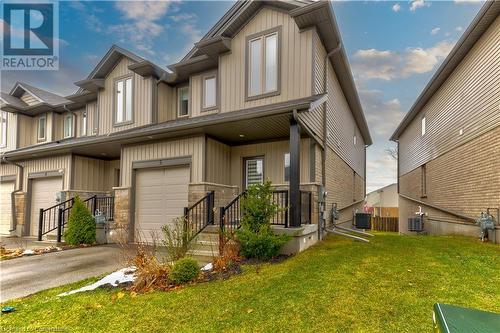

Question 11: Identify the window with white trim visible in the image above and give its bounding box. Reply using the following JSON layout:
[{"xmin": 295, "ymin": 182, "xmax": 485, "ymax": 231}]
[
  {"xmin": 82, "ymin": 111, "xmax": 87, "ymax": 136},
  {"xmin": 284, "ymin": 153, "xmax": 290, "ymax": 182},
  {"xmin": 245, "ymin": 157, "xmax": 264, "ymax": 188},
  {"xmin": 178, "ymin": 86, "xmax": 189, "ymax": 117},
  {"xmin": 115, "ymin": 76, "xmax": 132, "ymax": 124},
  {"xmin": 0, "ymin": 111, "xmax": 7, "ymax": 147},
  {"xmin": 421, "ymin": 116, "xmax": 426, "ymax": 136},
  {"xmin": 248, "ymin": 29, "xmax": 279, "ymax": 98},
  {"xmin": 37, "ymin": 115, "xmax": 46, "ymax": 141},
  {"xmin": 353, "ymin": 134, "xmax": 357, "ymax": 146},
  {"xmin": 202, "ymin": 76, "xmax": 216, "ymax": 110},
  {"xmin": 63, "ymin": 114, "xmax": 73, "ymax": 138}
]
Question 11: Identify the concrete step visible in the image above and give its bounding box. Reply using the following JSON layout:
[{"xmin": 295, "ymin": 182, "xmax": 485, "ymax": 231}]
[
  {"xmin": 188, "ymin": 249, "xmax": 218, "ymax": 264},
  {"xmin": 194, "ymin": 232, "xmax": 220, "ymax": 242},
  {"xmin": 201, "ymin": 225, "xmax": 220, "ymax": 234},
  {"xmin": 191, "ymin": 240, "xmax": 219, "ymax": 252}
]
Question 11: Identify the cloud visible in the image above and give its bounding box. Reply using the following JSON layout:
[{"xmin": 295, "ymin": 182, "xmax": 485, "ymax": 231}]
[
  {"xmin": 359, "ymin": 90, "xmax": 405, "ymax": 138},
  {"xmin": 392, "ymin": 3, "xmax": 401, "ymax": 12},
  {"xmin": 352, "ymin": 41, "xmax": 454, "ymax": 81},
  {"xmin": 455, "ymin": 26, "xmax": 464, "ymax": 32},
  {"xmin": 169, "ymin": 13, "xmax": 197, "ymax": 22},
  {"xmin": 430, "ymin": 27, "xmax": 441, "ymax": 35},
  {"xmin": 454, "ymin": 0, "xmax": 483, "ymax": 3},
  {"xmin": 409, "ymin": 0, "xmax": 429, "ymax": 11},
  {"xmin": 366, "ymin": 153, "xmax": 398, "ymax": 193}
]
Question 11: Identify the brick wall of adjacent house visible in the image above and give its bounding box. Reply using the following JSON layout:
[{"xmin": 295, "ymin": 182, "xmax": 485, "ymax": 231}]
[
  {"xmin": 399, "ymin": 126, "xmax": 500, "ymax": 239},
  {"xmin": 325, "ymin": 147, "xmax": 365, "ymax": 227}
]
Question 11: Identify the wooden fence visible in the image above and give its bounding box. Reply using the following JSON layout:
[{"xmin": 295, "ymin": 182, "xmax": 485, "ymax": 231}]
[{"xmin": 371, "ymin": 216, "xmax": 399, "ymax": 232}]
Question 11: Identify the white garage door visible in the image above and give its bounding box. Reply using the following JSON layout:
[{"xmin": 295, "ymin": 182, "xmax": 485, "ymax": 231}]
[
  {"xmin": 0, "ymin": 181, "xmax": 15, "ymax": 235},
  {"xmin": 30, "ymin": 177, "xmax": 63, "ymax": 236},
  {"xmin": 135, "ymin": 166, "xmax": 190, "ymax": 243}
]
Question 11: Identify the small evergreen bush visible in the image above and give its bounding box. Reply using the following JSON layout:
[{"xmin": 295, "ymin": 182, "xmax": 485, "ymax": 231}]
[
  {"xmin": 236, "ymin": 229, "xmax": 289, "ymax": 260},
  {"xmin": 64, "ymin": 196, "xmax": 96, "ymax": 245},
  {"xmin": 169, "ymin": 258, "xmax": 199, "ymax": 284},
  {"xmin": 236, "ymin": 180, "xmax": 290, "ymax": 260}
]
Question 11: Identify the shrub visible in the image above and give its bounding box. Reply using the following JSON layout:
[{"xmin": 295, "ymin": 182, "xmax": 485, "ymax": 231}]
[
  {"xmin": 236, "ymin": 228, "xmax": 289, "ymax": 260},
  {"xmin": 240, "ymin": 180, "xmax": 279, "ymax": 233},
  {"xmin": 169, "ymin": 258, "xmax": 199, "ymax": 284},
  {"xmin": 64, "ymin": 196, "xmax": 96, "ymax": 245},
  {"xmin": 130, "ymin": 245, "xmax": 170, "ymax": 293},
  {"xmin": 161, "ymin": 217, "xmax": 193, "ymax": 263}
]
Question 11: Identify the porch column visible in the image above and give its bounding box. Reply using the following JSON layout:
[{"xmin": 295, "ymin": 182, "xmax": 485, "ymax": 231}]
[{"xmin": 289, "ymin": 118, "xmax": 301, "ymax": 227}]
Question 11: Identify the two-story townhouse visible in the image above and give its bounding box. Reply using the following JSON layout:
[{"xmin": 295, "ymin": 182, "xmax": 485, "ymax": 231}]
[
  {"xmin": 0, "ymin": 0, "xmax": 371, "ymax": 251},
  {"xmin": 390, "ymin": 1, "xmax": 499, "ymax": 242}
]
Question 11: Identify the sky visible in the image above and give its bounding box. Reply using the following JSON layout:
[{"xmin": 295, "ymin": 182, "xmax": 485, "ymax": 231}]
[{"xmin": 0, "ymin": 0, "xmax": 485, "ymax": 193}]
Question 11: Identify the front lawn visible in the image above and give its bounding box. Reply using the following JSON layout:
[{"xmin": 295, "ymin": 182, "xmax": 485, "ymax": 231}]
[{"xmin": 2, "ymin": 233, "xmax": 499, "ymax": 332}]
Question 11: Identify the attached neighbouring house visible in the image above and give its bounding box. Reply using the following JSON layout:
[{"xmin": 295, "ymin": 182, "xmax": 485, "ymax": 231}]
[
  {"xmin": 390, "ymin": 1, "xmax": 499, "ymax": 242},
  {"xmin": 0, "ymin": 0, "xmax": 371, "ymax": 253},
  {"xmin": 364, "ymin": 183, "xmax": 398, "ymax": 218}
]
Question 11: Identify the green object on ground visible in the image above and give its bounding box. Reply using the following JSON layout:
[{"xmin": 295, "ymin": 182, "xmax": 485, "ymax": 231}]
[
  {"xmin": 433, "ymin": 303, "xmax": 500, "ymax": 333},
  {"xmin": 1, "ymin": 306, "xmax": 15, "ymax": 313}
]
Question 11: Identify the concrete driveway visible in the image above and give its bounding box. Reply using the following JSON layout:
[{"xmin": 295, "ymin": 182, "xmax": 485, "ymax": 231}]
[{"xmin": 0, "ymin": 245, "xmax": 129, "ymax": 302}]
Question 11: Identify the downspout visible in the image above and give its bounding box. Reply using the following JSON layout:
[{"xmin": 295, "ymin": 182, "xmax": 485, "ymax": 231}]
[
  {"xmin": 319, "ymin": 42, "xmax": 342, "ymax": 239},
  {"xmin": 1, "ymin": 155, "xmax": 24, "ymax": 234}
]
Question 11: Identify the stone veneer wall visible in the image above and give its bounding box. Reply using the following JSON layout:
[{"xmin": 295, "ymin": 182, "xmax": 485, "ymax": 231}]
[
  {"xmin": 110, "ymin": 187, "xmax": 131, "ymax": 243},
  {"xmin": 13, "ymin": 192, "xmax": 26, "ymax": 236},
  {"xmin": 189, "ymin": 183, "xmax": 239, "ymax": 223}
]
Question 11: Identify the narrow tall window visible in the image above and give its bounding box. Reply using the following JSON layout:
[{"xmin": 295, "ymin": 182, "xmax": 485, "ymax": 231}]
[
  {"xmin": 0, "ymin": 112, "xmax": 7, "ymax": 147},
  {"xmin": 421, "ymin": 164, "xmax": 427, "ymax": 197},
  {"xmin": 247, "ymin": 28, "xmax": 280, "ymax": 98},
  {"xmin": 421, "ymin": 116, "xmax": 426, "ymax": 136},
  {"xmin": 63, "ymin": 114, "xmax": 73, "ymax": 138},
  {"xmin": 115, "ymin": 76, "xmax": 132, "ymax": 124},
  {"xmin": 0, "ymin": 111, "xmax": 7, "ymax": 147},
  {"xmin": 284, "ymin": 153, "xmax": 290, "ymax": 182},
  {"xmin": 82, "ymin": 111, "xmax": 87, "ymax": 136},
  {"xmin": 38, "ymin": 115, "xmax": 46, "ymax": 141},
  {"xmin": 353, "ymin": 134, "xmax": 357, "ymax": 146},
  {"xmin": 202, "ymin": 76, "xmax": 216, "ymax": 110},
  {"xmin": 245, "ymin": 157, "xmax": 264, "ymax": 188},
  {"xmin": 178, "ymin": 86, "xmax": 189, "ymax": 117}
]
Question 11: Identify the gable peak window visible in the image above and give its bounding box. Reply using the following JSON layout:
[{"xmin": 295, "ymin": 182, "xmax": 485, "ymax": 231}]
[
  {"xmin": 247, "ymin": 27, "xmax": 280, "ymax": 99},
  {"xmin": 63, "ymin": 113, "xmax": 74, "ymax": 138},
  {"xmin": 178, "ymin": 86, "xmax": 189, "ymax": 117},
  {"xmin": 115, "ymin": 76, "xmax": 133, "ymax": 124},
  {"xmin": 421, "ymin": 116, "xmax": 426, "ymax": 136},
  {"xmin": 37, "ymin": 115, "xmax": 46, "ymax": 141},
  {"xmin": 0, "ymin": 111, "xmax": 7, "ymax": 148},
  {"xmin": 202, "ymin": 75, "xmax": 217, "ymax": 110}
]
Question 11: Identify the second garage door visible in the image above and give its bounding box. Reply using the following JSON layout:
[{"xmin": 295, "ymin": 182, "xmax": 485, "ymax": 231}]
[
  {"xmin": 135, "ymin": 166, "xmax": 190, "ymax": 243},
  {"xmin": 0, "ymin": 181, "xmax": 15, "ymax": 235},
  {"xmin": 30, "ymin": 176, "xmax": 63, "ymax": 237}
]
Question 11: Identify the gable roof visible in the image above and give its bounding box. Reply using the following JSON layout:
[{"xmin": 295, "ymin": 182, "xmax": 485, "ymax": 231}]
[
  {"xmin": 390, "ymin": 1, "xmax": 500, "ymax": 141},
  {"xmin": 177, "ymin": 0, "xmax": 371, "ymax": 145},
  {"xmin": 10, "ymin": 82, "xmax": 71, "ymax": 106}
]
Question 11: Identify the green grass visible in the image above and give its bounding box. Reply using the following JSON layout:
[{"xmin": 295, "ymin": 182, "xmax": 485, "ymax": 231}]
[{"xmin": 1, "ymin": 233, "xmax": 499, "ymax": 332}]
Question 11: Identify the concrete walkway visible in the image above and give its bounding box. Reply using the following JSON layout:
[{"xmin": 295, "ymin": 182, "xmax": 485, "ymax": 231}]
[{"xmin": 0, "ymin": 245, "xmax": 128, "ymax": 302}]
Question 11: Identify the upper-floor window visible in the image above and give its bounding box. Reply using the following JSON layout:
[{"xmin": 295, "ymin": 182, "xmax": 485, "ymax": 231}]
[
  {"xmin": 0, "ymin": 111, "xmax": 7, "ymax": 147},
  {"xmin": 421, "ymin": 164, "xmax": 427, "ymax": 197},
  {"xmin": 202, "ymin": 75, "xmax": 217, "ymax": 111},
  {"xmin": 63, "ymin": 114, "xmax": 74, "ymax": 138},
  {"xmin": 82, "ymin": 111, "xmax": 87, "ymax": 136},
  {"xmin": 421, "ymin": 116, "xmax": 426, "ymax": 136},
  {"xmin": 353, "ymin": 134, "xmax": 357, "ymax": 146},
  {"xmin": 37, "ymin": 115, "xmax": 46, "ymax": 141},
  {"xmin": 284, "ymin": 152, "xmax": 290, "ymax": 182},
  {"xmin": 246, "ymin": 27, "xmax": 281, "ymax": 100},
  {"xmin": 115, "ymin": 76, "xmax": 133, "ymax": 124},
  {"xmin": 178, "ymin": 86, "xmax": 189, "ymax": 117}
]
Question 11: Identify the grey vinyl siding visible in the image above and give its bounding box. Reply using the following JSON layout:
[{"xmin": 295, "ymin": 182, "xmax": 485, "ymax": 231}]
[
  {"xmin": 399, "ymin": 16, "xmax": 500, "ymax": 176},
  {"xmin": 21, "ymin": 155, "xmax": 72, "ymax": 192},
  {"xmin": 206, "ymin": 138, "xmax": 231, "ymax": 185},
  {"xmin": 20, "ymin": 92, "xmax": 39, "ymax": 106},
  {"xmin": 97, "ymin": 57, "xmax": 154, "ymax": 134},
  {"xmin": 72, "ymin": 156, "xmax": 117, "ymax": 191},
  {"xmin": 120, "ymin": 136, "xmax": 205, "ymax": 187}
]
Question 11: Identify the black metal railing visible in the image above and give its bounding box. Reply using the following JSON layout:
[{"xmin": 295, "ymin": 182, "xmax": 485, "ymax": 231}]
[
  {"xmin": 184, "ymin": 191, "xmax": 215, "ymax": 239},
  {"xmin": 219, "ymin": 191, "xmax": 246, "ymax": 235},
  {"xmin": 220, "ymin": 189, "xmax": 312, "ymax": 233},
  {"xmin": 271, "ymin": 190, "xmax": 289, "ymax": 226},
  {"xmin": 38, "ymin": 195, "xmax": 114, "ymax": 242}
]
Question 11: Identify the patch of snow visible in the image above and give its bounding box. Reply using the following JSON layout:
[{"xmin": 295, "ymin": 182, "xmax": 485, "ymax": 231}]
[
  {"xmin": 58, "ymin": 267, "xmax": 136, "ymax": 297},
  {"xmin": 201, "ymin": 262, "xmax": 213, "ymax": 271},
  {"xmin": 22, "ymin": 249, "xmax": 35, "ymax": 256}
]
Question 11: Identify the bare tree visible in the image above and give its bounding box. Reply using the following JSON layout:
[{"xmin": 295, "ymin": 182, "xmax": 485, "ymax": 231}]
[{"xmin": 385, "ymin": 146, "xmax": 398, "ymax": 160}]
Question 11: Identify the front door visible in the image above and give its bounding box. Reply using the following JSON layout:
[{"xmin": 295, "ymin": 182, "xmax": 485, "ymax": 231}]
[{"xmin": 244, "ymin": 156, "xmax": 264, "ymax": 189}]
